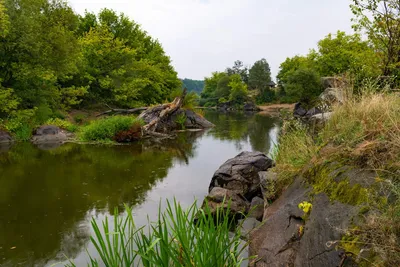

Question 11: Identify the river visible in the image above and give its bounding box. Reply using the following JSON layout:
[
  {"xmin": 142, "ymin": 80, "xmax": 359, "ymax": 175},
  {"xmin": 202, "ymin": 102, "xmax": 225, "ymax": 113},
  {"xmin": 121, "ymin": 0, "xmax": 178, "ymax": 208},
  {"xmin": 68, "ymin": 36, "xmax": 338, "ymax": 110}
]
[{"xmin": 0, "ymin": 111, "xmax": 280, "ymax": 267}]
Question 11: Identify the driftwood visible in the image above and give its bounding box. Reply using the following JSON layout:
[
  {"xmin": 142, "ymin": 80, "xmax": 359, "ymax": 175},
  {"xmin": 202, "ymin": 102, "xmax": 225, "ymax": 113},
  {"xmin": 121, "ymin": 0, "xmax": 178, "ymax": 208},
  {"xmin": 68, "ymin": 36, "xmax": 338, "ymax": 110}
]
[
  {"xmin": 142, "ymin": 88, "xmax": 187, "ymax": 133},
  {"xmin": 97, "ymin": 107, "xmax": 148, "ymax": 117}
]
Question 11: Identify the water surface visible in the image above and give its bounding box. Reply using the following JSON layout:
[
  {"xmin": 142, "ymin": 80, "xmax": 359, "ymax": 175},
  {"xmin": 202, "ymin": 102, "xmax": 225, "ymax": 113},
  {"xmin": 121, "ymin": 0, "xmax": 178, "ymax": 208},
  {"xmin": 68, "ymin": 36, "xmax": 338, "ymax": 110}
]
[{"xmin": 0, "ymin": 111, "xmax": 280, "ymax": 266}]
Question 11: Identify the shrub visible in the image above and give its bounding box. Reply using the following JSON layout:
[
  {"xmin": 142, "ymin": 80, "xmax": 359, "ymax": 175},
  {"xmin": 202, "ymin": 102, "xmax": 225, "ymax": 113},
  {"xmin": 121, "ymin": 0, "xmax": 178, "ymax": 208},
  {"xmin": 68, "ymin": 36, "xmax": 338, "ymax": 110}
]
[
  {"xmin": 79, "ymin": 115, "xmax": 143, "ymax": 142},
  {"xmin": 3, "ymin": 109, "xmax": 36, "ymax": 141},
  {"xmin": 45, "ymin": 118, "xmax": 78, "ymax": 133},
  {"xmin": 67, "ymin": 199, "xmax": 248, "ymax": 267},
  {"xmin": 73, "ymin": 114, "xmax": 86, "ymax": 124}
]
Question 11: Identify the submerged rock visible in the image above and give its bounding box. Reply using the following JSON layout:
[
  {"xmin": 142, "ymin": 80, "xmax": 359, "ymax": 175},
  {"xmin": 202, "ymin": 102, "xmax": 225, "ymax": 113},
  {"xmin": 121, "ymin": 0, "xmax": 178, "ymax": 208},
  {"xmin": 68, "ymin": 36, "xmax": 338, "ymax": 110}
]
[
  {"xmin": 31, "ymin": 125, "xmax": 68, "ymax": 144},
  {"xmin": 208, "ymin": 151, "xmax": 274, "ymax": 200},
  {"xmin": 0, "ymin": 130, "xmax": 13, "ymax": 144},
  {"xmin": 218, "ymin": 101, "xmax": 260, "ymax": 112}
]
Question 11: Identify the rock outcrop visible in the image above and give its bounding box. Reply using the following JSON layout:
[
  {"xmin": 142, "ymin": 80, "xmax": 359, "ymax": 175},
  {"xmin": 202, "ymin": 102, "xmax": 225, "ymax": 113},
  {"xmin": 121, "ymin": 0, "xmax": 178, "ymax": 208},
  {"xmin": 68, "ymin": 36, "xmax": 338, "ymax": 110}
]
[
  {"xmin": 31, "ymin": 125, "xmax": 69, "ymax": 144},
  {"xmin": 208, "ymin": 151, "xmax": 274, "ymax": 200},
  {"xmin": 202, "ymin": 151, "xmax": 273, "ymax": 235},
  {"xmin": 0, "ymin": 130, "xmax": 13, "ymax": 144}
]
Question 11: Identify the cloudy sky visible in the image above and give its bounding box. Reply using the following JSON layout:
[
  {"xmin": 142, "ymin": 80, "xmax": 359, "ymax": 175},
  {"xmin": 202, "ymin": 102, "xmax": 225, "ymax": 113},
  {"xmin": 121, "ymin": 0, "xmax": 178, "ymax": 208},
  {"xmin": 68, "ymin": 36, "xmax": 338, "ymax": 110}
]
[{"xmin": 68, "ymin": 0, "xmax": 354, "ymax": 80}]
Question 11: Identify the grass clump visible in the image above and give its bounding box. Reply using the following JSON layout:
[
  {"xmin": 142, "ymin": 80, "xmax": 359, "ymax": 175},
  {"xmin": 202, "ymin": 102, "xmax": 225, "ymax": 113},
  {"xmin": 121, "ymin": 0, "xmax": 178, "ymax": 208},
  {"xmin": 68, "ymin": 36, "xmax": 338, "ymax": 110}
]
[
  {"xmin": 79, "ymin": 115, "xmax": 144, "ymax": 142},
  {"xmin": 45, "ymin": 118, "xmax": 78, "ymax": 132},
  {"xmin": 67, "ymin": 199, "xmax": 247, "ymax": 267}
]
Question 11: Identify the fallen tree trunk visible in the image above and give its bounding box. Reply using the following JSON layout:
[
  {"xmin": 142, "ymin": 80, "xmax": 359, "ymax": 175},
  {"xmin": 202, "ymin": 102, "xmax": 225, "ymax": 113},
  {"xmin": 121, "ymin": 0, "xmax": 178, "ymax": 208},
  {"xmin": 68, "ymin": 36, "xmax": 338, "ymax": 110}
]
[
  {"xmin": 97, "ymin": 107, "xmax": 148, "ymax": 117},
  {"xmin": 141, "ymin": 88, "xmax": 187, "ymax": 133}
]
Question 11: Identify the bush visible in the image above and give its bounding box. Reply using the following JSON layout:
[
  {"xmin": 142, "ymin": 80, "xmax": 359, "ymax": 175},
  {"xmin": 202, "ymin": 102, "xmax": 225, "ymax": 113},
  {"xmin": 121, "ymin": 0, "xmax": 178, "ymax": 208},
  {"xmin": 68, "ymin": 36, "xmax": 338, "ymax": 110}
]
[
  {"xmin": 3, "ymin": 109, "xmax": 36, "ymax": 141},
  {"xmin": 73, "ymin": 114, "xmax": 86, "ymax": 124},
  {"xmin": 67, "ymin": 199, "xmax": 248, "ymax": 267},
  {"xmin": 79, "ymin": 115, "xmax": 144, "ymax": 142},
  {"xmin": 45, "ymin": 118, "xmax": 78, "ymax": 133}
]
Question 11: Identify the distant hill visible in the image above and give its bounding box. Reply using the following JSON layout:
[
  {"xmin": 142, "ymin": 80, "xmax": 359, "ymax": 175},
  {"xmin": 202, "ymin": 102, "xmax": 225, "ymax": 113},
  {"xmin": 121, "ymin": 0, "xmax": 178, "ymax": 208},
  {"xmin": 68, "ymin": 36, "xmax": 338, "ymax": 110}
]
[{"xmin": 181, "ymin": 78, "xmax": 204, "ymax": 94}]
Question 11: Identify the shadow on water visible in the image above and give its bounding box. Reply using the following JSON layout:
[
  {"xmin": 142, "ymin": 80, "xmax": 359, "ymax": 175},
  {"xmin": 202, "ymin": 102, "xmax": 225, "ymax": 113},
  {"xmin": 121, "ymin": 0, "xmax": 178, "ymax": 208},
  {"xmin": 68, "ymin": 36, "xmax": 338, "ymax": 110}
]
[{"xmin": 0, "ymin": 111, "xmax": 280, "ymax": 266}]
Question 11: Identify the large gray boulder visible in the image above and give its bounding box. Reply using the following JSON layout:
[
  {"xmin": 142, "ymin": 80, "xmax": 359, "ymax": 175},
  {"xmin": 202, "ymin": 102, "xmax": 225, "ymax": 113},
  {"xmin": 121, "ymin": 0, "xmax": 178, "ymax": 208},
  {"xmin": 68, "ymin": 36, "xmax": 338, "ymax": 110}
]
[
  {"xmin": 0, "ymin": 130, "xmax": 13, "ymax": 144},
  {"xmin": 321, "ymin": 77, "xmax": 343, "ymax": 89},
  {"xmin": 31, "ymin": 125, "xmax": 68, "ymax": 144},
  {"xmin": 209, "ymin": 151, "xmax": 274, "ymax": 200}
]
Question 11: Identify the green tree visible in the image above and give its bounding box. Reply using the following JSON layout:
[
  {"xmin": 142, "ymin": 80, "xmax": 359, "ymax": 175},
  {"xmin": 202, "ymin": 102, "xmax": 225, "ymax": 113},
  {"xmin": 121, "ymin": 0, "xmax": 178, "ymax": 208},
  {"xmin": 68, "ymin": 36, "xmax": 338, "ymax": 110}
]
[
  {"xmin": 277, "ymin": 55, "xmax": 316, "ymax": 87},
  {"xmin": 315, "ymin": 31, "xmax": 381, "ymax": 78},
  {"xmin": 285, "ymin": 68, "xmax": 322, "ymax": 104},
  {"xmin": 248, "ymin": 58, "xmax": 272, "ymax": 91},
  {"xmin": 229, "ymin": 74, "xmax": 248, "ymax": 104},
  {"xmin": 0, "ymin": 0, "xmax": 10, "ymax": 37},
  {"xmin": 201, "ymin": 72, "xmax": 227, "ymax": 99},
  {"xmin": 351, "ymin": 0, "xmax": 400, "ymax": 77},
  {"xmin": 226, "ymin": 60, "xmax": 249, "ymax": 84},
  {"xmin": 180, "ymin": 79, "xmax": 204, "ymax": 94}
]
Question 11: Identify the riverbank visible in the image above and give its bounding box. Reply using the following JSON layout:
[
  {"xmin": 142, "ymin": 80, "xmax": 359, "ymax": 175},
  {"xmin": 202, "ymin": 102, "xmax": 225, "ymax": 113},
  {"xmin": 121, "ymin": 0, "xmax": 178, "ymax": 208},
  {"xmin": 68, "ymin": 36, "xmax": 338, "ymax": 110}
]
[{"xmin": 257, "ymin": 103, "xmax": 295, "ymax": 116}]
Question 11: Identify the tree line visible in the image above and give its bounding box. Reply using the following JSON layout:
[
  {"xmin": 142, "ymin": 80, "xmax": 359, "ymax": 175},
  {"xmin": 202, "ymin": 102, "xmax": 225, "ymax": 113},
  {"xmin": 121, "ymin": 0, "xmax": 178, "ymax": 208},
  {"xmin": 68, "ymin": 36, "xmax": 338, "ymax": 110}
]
[
  {"xmin": 201, "ymin": 0, "xmax": 400, "ymax": 106},
  {"xmin": 0, "ymin": 0, "xmax": 180, "ymax": 133}
]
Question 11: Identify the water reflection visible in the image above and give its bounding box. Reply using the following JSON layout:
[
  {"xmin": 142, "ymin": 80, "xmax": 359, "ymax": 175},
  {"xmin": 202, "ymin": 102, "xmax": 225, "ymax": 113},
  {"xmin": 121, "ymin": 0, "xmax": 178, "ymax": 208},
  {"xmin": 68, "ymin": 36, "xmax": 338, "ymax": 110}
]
[{"xmin": 0, "ymin": 112, "xmax": 279, "ymax": 266}]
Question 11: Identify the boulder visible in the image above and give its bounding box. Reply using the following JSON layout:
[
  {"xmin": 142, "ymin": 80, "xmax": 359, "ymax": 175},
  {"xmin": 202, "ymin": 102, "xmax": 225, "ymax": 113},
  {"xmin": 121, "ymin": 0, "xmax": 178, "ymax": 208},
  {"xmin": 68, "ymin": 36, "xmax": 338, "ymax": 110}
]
[
  {"xmin": 248, "ymin": 196, "xmax": 264, "ymax": 221},
  {"xmin": 139, "ymin": 108, "xmax": 214, "ymax": 133},
  {"xmin": 208, "ymin": 151, "xmax": 274, "ymax": 200},
  {"xmin": 243, "ymin": 102, "xmax": 260, "ymax": 112},
  {"xmin": 320, "ymin": 87, "xmax": 344, "ymax": 109},
  {"xmin": 238, "ymin": 217, "xmax": 261, "ymax": 240},
  {"xmin": 31, "ymin": 125, "xmax": 68, "ymax": 144},
  {"xmin": 259, "ymin": 170, "xmax": 278, "ymax": 202},
  {"xmin": 249, "ymin": 178, "xmax": 361, "ymax": 267},
  {"xmin": 309, "ymin": 112, "xmax": 333, "ymax": 130},
  {"xmin": 321, "ymin": 77, "xmax": 343, "ymax": 89},
  {"xmin": 293, "ymin": 103, "xmax": 307, "ymax": 118},
  {"xmin": 0, "ymin": 130, "xmax": 13, "ymax": 144},
  {"xmin": 203, "ymin": 187, "xmax": 249, "ymax": 218},
  {"xmin": 305, "ymin": 107, "xmax": 323, "ymax": 117}
]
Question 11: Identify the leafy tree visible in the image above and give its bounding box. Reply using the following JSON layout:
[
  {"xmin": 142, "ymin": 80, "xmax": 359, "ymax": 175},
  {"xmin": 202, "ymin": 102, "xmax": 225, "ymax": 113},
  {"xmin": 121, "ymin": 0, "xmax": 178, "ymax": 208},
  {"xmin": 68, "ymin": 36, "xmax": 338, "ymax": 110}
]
[
  {"xmin": 229, "ymin": 74, "xmax": 248, "ymax": 104},
  {"xmin": 316, "ymin": 31, "xmax": 381, "ymax": 78},
  {"xmin": 226, "ymin": 60, "xmax": 249, "ymax": 84},
  {"xmin": 180, "ymin": 79, "xmax": 204, "ymax": 94},
  {"xmin": 248, "ymin": 58, "xmax": 272, "ymax": 91},
  {"xmin": 351, "ymin": 0, "xmax": 400, "ymax": 77},
  {"xmin": 0, "ymin": 0, "xmax": 10, "ymax": 37},
  {"xmin": 201, "ymin": 72, "xmax": 227, "ymax": 99},
  {"xmin": 277, "ymin": 55, "xmax": 316, "ymax": 87},
  {"xmin": 215, "ymin": 75, "xmax": 232, "ymax": 99},
  {"xmin": 284, "ymin": 68, "xmax": 322, "ymax": 104}
]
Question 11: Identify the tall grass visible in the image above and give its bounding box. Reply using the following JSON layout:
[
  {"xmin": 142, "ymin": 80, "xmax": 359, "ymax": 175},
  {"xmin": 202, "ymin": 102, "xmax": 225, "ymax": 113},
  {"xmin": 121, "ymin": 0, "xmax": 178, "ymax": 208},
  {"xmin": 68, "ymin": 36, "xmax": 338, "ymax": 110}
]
[
  {"xmin": 79, "ymin": 115, "xmax": 144, "ymax": 142},
  {"xmin": 68, "ymin": 199, "xmax": 247, "ymax": 267}
]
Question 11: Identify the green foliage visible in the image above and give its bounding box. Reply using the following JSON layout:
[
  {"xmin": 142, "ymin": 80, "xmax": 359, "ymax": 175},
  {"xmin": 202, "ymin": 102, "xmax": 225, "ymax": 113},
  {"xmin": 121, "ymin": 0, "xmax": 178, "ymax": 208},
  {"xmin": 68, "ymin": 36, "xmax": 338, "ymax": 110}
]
[
  {"xmin": 175, "ymin": 113, "xmax": 187, "ymax": 130},
  {"xmin": 0, "ymin": 2, "xmax": 180, "ymax": 123},
  {"xmin": 68, "ymin": 199, "xmax": 247, "ymax": 267},
  {"xmin": 226, "ymin": 60, "xmax": 249, "ymax": 84},
  {"xmin": 284, "ymin": 68, "xmax": 323, "ymax": 104},
  {"xmin": 351, "ymin": 0, "xmax": 400, "ymax": 78},
  {"xmin": 169, "ymin": 89, "xmax": 199, "ymax": 109},
  {"xmin": 73, "ymin": 114, "xmax": 86, "ymax": 124},
  {"xmin": 315, "ymin": 31, "xmax": 381, "ymax": 79},
  {"xmin": 180, "ymin": 78, "xmax": 204, "ymax": 94},
  {"xmin": 45, "ymin": 118, "xmax": 77, "ymax": 132},
  {"xmin": 3, "ymin": 109, "xmax": 37, "ymax": 141},
  {"xmin": 79, "ymin": 115, "xmax": 144, "ymax": 142},
  {"xmin": 277, "ymin": 55, "xmax": 316, "ymax": 87},
  {"xmin": 229, "ymin": 74, "xmax": 248, "ymax": 104},
  {"xmin": 248, "ymin": 58, "xmax": 272, "ymax": 91},
  {"xmin": 202, "ymin": 72, "xmax": 227, "ymax": 99}
]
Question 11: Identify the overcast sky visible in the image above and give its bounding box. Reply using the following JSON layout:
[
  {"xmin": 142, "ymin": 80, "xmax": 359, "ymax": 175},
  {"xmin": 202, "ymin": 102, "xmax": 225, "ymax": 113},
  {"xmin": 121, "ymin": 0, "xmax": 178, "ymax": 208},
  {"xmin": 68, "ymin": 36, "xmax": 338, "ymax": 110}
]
[{"xmin": 68, "ymin": 0, "xmax": 354, "ymax": 80}]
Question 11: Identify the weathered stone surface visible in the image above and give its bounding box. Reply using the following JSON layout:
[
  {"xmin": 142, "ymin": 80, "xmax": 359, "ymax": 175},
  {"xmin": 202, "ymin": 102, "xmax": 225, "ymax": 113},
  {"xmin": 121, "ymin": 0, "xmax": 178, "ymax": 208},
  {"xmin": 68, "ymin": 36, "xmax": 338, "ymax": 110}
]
[
  {"xmin": 238, "ymin": 217, "xmax": 261, "ymax": 240},
  {"xmin": 0, "ymin": 130, "xmax": 13, "ymax": 144},
  {"xmin": 309, "ymin": 112, "xmax": 333, "ymax": 128},
  {"xmin": 209, "ymin": 151, "xmax": 274, "ymax": 200},
  {"xmin": 204, "ymin": 187, "xmax": 249, "ymax": 217},
  {"xmin": 305, "ymin": 107, "xmax": 323, "ymax": 117},
  {"xmin": 259, "ymin": 170, "xmax": 278, "ymax": 202},
  {"xmin": 250, "ymin": 178, "xmax": 360, "ymax": 267},
  {"xmin": 31, "ymin": 125, "xmax": 68, "ymax": 144},
  {"xmin": 250, "ymin": 178, "xmax": 310, "ymax": 267},
  {"xmin": 249, "ymin": 196, "xmax": 264, "ymax": 221},
  {"xmin": 293, "ymin": 194, "xmax": 359, "ymax": 267},
  {"xmin": 139, "ymin": 108, "xmax": 214, "ymax": 133},
  {"xmin": 321, "ymin": 77, "xmax": 343, "ymax": 89}
]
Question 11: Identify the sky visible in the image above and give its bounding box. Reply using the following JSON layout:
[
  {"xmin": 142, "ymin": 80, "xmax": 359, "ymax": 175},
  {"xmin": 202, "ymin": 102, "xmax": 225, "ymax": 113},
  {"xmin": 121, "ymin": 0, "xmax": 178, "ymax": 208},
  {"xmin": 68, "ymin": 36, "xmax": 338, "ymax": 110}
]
[{"xmin": 68, "ymin": 0, "xmax": 354, "ymax": 80}]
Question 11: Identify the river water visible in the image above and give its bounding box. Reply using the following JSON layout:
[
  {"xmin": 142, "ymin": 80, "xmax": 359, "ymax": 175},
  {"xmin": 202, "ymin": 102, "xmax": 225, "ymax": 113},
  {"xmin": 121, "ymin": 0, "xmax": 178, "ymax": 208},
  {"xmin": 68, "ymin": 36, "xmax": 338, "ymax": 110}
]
[{"xmin": 0, "ymin": 111, "xmax": 280, "ymax": 267}]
